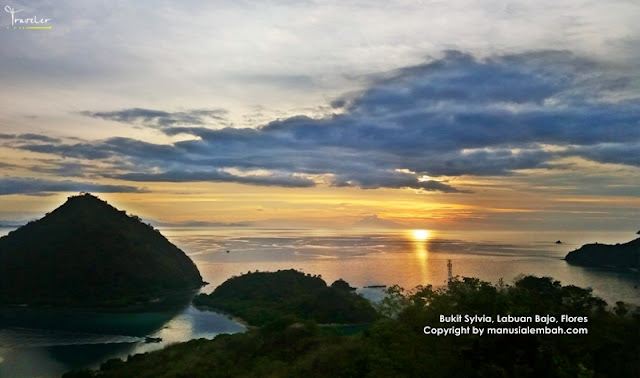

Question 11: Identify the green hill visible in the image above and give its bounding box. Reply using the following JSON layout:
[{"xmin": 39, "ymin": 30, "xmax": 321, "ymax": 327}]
[
  {"xmin": 0, "ymin": 193, "xmax": 203, "ymax": 307},
  {"xmin": 193, "ymin": 269, "xmax": 378, "ymax": 326}
]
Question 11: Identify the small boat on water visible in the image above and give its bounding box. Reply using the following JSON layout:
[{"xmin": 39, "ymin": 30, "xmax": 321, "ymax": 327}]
[{"xmin": 144, "ymin": 336, "xmax": 163, "ymax": 343}]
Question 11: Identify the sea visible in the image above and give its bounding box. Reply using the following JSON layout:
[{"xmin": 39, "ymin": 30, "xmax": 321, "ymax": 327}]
[{"xmin": 0, "ymin": 227, "xmax": 638, "ymax": 377}]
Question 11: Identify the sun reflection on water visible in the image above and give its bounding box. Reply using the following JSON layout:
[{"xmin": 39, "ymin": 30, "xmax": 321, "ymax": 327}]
[{"xmin": 410, "ymin": 230, "xmax": 431, "ymax": 284}]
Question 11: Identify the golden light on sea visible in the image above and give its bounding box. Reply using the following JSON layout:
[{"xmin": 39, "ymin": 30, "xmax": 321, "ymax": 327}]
[{"xmin": 410, "ymin": 229, "xmax": 431, "ymax": 284}]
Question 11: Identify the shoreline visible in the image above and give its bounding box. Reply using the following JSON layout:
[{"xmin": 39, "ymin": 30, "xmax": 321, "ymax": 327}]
[
  {"xmin": 192, "ymin": 304, "xmax": 255, "ymax": 329},
  {"xmin": 0, "ymin": 287, "xmax": 203, "ymax": 314}
]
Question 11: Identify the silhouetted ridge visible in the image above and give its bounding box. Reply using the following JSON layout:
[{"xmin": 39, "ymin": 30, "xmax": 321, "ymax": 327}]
[
  {"xmin": 565, "ymin": 238, "xmax": 640, "ymax": 271},
  {"xmin": 0, "ymin": 193, "xmax": 203, "ymax": 307}
]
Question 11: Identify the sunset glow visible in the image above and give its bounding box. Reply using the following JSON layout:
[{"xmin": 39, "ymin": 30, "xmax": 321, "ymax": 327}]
[
  {"xmin": 413, "ymin": 230, "xmax": 431, "ymax": 241},
  {"xmin": 0, "ymin": 1, "xmax": 637, "ymax": 233}
]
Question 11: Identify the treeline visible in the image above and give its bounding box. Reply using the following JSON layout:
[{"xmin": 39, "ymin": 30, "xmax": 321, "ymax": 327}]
[{"xmin": 65, "ymin": 274, "xmax": 640, "ymax": 377}]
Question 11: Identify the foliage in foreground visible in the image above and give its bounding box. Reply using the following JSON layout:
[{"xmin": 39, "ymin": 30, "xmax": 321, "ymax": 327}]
[
  {"xmin": 193, "ymin": 269, "xmax": 378, "ymax": 326},
  {"xmin": 65, "ymin": 275, "xmax": 640, "ymax": 378}
]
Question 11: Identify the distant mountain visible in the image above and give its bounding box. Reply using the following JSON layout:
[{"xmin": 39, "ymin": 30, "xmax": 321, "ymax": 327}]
[
  {"xmin": 353, "ymin": 215, "xmax": 405, "ymax": 229},
  {"xmin": 565, "ymin": 238, "xmax": 640, "ymax": 271},
  {"xmin": 0, "ymin": 193, "xmax": 204, "ymax": 307}
]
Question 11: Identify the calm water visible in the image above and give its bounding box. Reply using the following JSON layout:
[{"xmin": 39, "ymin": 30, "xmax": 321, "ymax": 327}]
[
  {"xmin": 0, "ymin": 227, "xmax": 638, "ymax": 377},
  {"xmin": 170, "ymin": 228, "xmax": 639, "ymax": 304},
  {"xmin": 0, "ymin": 304, "xmax": 245, "ymax": 377}
]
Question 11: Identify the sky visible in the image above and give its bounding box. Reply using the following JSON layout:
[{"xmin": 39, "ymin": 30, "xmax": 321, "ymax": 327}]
[{"xmin": 1, "ymin": 0, "xmax": 639, "ymax": 231}]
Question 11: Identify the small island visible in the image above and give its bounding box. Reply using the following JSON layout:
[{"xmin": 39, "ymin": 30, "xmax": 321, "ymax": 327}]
[
  {"xmin": 565, "ymin": 238, "xmax": 640, "ymax": 271},
  {"xmin": 0, "ymin": 193, "xmax": 204, "ymax": 307},
  {"xmin": 193, "ymin": 269, "xmax": 378, "ymax": 326}
]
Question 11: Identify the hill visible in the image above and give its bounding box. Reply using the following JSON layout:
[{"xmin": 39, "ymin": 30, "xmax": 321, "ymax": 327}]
[
  {"xmin": 0, "ymin": 193, "xmax": 204, "ymax": 307},
  {"xmin": 565, "ymin": 238, "xmax": 640, "ymax": 271},
  {"xmin": 193, "ymin": 269, "xmax": 378, "ymax": 326}
]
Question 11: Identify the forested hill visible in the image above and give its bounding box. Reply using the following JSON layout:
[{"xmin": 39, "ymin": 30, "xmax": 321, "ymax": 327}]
[
  {"xmin": 565, "ymin": 238, "xmax": 640, "ymax": 271},
  {"xmin": 0, "ymin": 193, "xmax": 204, "ymax": 307},
  {"xmin": 193, "ymin": 269, "xmax": 378, "ymax": 325}
]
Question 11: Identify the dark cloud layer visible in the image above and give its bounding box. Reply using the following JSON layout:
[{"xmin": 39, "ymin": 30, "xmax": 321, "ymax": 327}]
[
  {"xmin": 0, "ymin": 133, "xmax": 61, "ymax": 143},
  {"xmin": 12, "ymin": 50, "xmax": 640, "ymax": 193},
  {"xmin": 110, "ymin": 171, "xmax": 315, "ymax": 188},
  {"xmin": 81, "ymin": 108, "xmax": 228, "ymax": 129},
  {"xmin": 0, "ymin": 178, "xmax": 148, "ymax": 196}
]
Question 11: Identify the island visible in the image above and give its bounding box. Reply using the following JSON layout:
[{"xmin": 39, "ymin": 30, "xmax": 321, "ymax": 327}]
[
  {"xmin": 564, "ymin": 238, "xmax": 640, "ymax": 271},
  {"xmin": 193, "ymin": 269, "xmax": 378, "ymax": 326},
  {"xmin": 0, "ymin": 193, "xmax": 204, "ymax": 307}
]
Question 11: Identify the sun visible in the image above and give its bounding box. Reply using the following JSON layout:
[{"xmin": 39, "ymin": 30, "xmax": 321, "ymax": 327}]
[{"xmin": 413, "ymin": 230, "xmax": 430, "ymax": 240}]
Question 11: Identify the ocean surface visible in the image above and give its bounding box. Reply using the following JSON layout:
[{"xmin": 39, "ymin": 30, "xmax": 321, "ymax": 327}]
[{"xmin": 0, "ymin": 227, "xmax": 638, "ymax": 377}]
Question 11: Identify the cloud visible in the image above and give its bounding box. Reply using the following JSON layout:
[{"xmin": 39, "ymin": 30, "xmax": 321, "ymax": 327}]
[
  {"xmin": 19, "ymin": 142, "xmax": 114, "ymax": 160},
  {"xmin": 564, "ymin": 143, "xmax": 640, "ymax": 167},
  {"xmin": 232, "ymin": 74, "xmax": 316, "ymax": 89},
  {"xmin": 30, "ymin": 161, "xmax": 95, "ymax": 177},
  {"xmin": 110, "ymin": 170, "xmax": 316, "ymax": 188},
  {"xmin": 0, "ymin": 178, "xmax": 149, "ymax": 196},
  {"xmin": 330, "ymin": 170, "xmax": 464, "ymax": 193},
  {"xmin": 81, "ymin": 108, "xmax": 229, "ymax": 129},
  {"xmin": 16, "ymin": 134, "xmax": 61, "ymax": 143},
  {"xmin": 11, "ymin": 50, "xmax": 640, "ymax": 194},
  {"xmin": 0, "ymin": 133, "xmax": 61, "ymax": 143}
]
